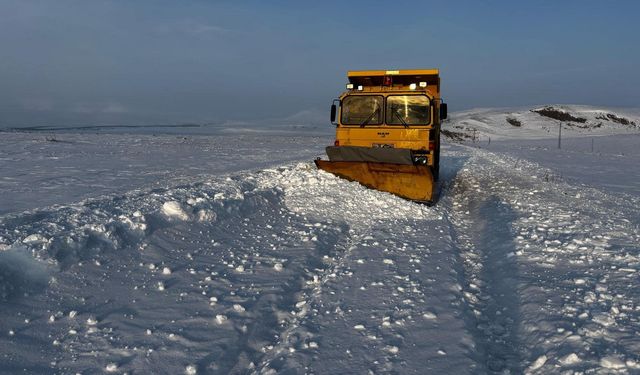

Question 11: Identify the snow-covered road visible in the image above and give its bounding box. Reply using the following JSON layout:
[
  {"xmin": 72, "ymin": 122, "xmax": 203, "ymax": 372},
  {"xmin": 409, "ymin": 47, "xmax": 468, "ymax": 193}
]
[{"xmin": 1, "ymin": 106, "xmax": 639, "ymax": 374}]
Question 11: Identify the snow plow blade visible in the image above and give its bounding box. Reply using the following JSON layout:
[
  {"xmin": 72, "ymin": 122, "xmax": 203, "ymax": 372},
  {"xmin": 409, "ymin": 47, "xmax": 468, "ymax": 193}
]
[{"xmin": 314, "ymin": 159, "xmax": 434, "ymax": 203}]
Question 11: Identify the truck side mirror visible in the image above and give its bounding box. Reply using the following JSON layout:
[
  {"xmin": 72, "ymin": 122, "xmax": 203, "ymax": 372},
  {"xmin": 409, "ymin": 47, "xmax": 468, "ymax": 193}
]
[
  {"xmin": 330, "ymin": 99, "xmax": 340, "ymax": 125},
  {"xmin": 440, "ymin": 103, "xmax": 448, "ymax": 120}
]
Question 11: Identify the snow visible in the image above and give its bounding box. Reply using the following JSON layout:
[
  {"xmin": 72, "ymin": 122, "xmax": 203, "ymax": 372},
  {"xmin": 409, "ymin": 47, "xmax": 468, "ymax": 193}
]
[
  {"xmin": 0, "ymin": 105, "xmax": 639, "ymax": 373},
  {"xmin": 600, "ymin": 356, "xmax": 626, "ymax": 369},
  {"xmin": 558, "ymin": 353, "xmax": 581, "ymax": 366},
  {"xmin": 526, "ymin": 355, "xmax": 547, "ymax": 372},
  {"xmin": 0, "ymin": 131, "xmax": 328, "ymax": 215},
  {"xmin": 162, "ymin": 201, "xmax": 191, "ymax": 220},
  {"xmin": 0, "ymin": 247, "xmax": 51, "ymax": 302},
  {"xmin": 448, "ymin": 104, "xmax": 639, "ymax": 141}
]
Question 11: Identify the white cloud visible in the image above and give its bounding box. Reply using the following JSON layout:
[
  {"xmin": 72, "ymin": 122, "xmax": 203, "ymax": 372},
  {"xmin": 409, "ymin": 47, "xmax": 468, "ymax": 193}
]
[
  {"xmin": 21, "ymin": 98, "xmax": 54, "ymax": 111},
  {"xmin": 70, "ymin": 102, "xmax": 128, "ymax": 114},
  {"xmin": 102, "ymin": 103, "xmax": 127, "ymax": 114},
  {"xmin": 186, "ymin": 23, "xmax": 229, "ymax": 35},
  {"xmin": 155, "ymin": 19, "xmax": 235, "ymax": 37}
]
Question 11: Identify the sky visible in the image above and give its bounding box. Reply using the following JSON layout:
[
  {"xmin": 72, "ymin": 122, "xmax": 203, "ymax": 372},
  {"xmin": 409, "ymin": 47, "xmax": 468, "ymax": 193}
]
[{"xmin": 1, "ymin": 0, "xmax": 639, "ymax": 127}]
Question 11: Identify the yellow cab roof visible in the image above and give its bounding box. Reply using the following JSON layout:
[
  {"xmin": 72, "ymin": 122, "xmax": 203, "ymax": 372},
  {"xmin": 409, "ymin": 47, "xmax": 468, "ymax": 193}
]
[
  {"xmin": 347, "ymin": 69, "xmax": 439, "ymax": 77},
  {"xmin": 346, "ymin": 69, "xmax": 440, "ymax": 94}
]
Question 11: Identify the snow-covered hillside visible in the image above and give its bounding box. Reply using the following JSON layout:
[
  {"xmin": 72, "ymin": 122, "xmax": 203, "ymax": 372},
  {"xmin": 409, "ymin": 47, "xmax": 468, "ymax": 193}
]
[
  {"xmin": 445, "ymin": 105, "xmax": 640, "ymax": 141},
  {"xmin": 1, "ymin": 106, "xmax": 639, "ymax": 374}
]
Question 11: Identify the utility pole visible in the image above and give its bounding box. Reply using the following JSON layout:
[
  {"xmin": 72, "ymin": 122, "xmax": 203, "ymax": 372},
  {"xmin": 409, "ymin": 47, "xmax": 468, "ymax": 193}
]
[{"xmin": 558, "ymin": 122, "xmax": 562, "ymax": 149}]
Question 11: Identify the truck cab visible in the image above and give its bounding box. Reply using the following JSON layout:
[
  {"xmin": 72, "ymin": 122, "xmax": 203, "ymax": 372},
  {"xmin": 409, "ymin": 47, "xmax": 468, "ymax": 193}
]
[
  {"xmin": 330, "ymin": 69, "xmax": 447, "ymax": 180},
  {"xmin": 316, "ymin": 69, "xmax": 447, "ymax": 203}
]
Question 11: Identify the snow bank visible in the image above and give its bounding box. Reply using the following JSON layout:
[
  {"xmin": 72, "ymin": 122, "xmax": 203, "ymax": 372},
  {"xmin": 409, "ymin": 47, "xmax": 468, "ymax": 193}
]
[
  {"xmin": 256, "ymin": 163, "xmax": 436, "ymax": 230},
  {"xmin": 0, "ymin": 247, "xmax": 50, "ymax": 301}
]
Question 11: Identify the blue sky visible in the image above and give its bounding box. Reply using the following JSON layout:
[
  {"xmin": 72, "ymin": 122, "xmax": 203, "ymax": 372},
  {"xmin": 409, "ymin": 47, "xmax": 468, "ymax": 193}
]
[{"xmin": 1, "ymin": 0, "xmax": 639, "ymax": 126}]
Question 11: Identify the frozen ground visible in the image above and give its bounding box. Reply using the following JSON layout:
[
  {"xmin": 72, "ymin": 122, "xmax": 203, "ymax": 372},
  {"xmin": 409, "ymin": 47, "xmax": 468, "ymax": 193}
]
[
  {"xmin": 1, "ymin": 106, "xmax": 639, "ymax": 374},
  {"xmin": 0, "ymin": 132, "xmax": 330, "ymax": 215}
]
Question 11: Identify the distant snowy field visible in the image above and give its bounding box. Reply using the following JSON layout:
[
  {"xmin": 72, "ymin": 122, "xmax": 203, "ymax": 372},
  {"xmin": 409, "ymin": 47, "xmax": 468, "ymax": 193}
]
[
  {"xmin": 1, "ymin": 106, "xmax": 639, "ymax": 374},
  {"xmin": 0, "ymin": 131, "xmax": 329, "ymax": 215}
]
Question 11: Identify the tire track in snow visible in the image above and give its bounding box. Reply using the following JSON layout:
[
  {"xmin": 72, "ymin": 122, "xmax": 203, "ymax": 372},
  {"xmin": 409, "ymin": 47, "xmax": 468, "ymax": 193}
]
[
  {"xmin": 445, "ymin": 143, "xmax": 640, "ymax": 373},
  {"xmin": 478, "ymin": 146, "xmax": 640, "ymax": 372},
  {"xmin": 453, "ymin": 193, "xmax": 522, "ymax": 373},
  {"xmin": 251, "ymin": 163, "xmax": 443, "ymax": 373},
  {"xmin": 251, "ymin": 165, "xmax": 412, "ymax": 373},
  {"xmin": 440, "ymin": 148, "xmax": 524, "ymax": 373},
  {"xmin": 252, "ymin": 227, "xmax": 364, "ymax": 374},
  {"xmin": 168, "ymin": 186, "xmax": 350, "ymax": 374}
]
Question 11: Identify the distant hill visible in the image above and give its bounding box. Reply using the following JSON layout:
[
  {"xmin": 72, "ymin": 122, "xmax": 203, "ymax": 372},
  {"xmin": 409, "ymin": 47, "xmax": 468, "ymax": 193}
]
[{"xmin": 443, "ymin": 105, "xmax": 640, "ymax": 142}]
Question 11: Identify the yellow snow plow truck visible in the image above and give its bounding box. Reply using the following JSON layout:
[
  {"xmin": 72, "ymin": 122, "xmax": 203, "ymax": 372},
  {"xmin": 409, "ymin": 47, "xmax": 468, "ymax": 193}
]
[{"xmin": 315, "ymin": 69, "xmax": 447, "ymax": 204}]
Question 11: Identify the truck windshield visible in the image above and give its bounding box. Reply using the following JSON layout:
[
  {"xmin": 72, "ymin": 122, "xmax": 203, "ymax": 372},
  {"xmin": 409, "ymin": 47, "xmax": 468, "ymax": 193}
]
[
  {"xmin": 341, "ymin": 95, "xmax": 383, "ymax": 125},
  {"xmin": 385, "ymin": 95, "xmax": 431, "ymax": 125}
]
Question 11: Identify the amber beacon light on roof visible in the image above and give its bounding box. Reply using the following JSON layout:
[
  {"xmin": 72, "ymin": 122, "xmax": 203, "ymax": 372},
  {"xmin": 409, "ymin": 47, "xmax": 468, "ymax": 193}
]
[{"xmin": 315, "ymin": 69, "xmax": 448, "ymax": 204}]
